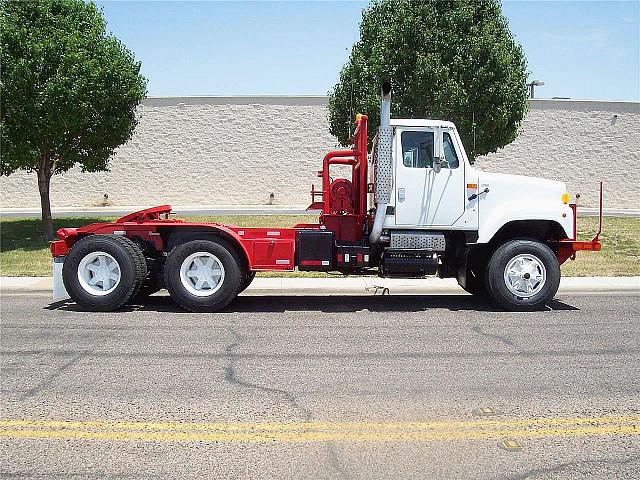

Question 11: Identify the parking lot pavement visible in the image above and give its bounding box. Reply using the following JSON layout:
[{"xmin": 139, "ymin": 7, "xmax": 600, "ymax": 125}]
[{"xmin": 1, "ymin": 292, "xmax": 639, "ymax": 479}]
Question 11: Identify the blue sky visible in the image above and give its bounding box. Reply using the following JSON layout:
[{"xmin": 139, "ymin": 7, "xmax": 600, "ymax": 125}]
[{"xmin": 96, "ymin": 1, "xmax": 640, "ymax": 101}]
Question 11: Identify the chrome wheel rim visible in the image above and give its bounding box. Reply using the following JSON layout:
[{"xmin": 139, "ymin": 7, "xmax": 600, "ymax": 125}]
[
  {"xmin": 78, "ymin": 251, "xmax": 121, "ymax": 296},
  {"xmin": 179, "ymin": 252, "xmax": 225, "ymax": 297},
  {"xmin": 503, "ymin": 254, "xmax": 546, "ymax": 298}
]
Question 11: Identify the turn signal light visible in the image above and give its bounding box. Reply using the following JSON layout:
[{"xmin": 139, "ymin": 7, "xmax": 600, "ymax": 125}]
[{"xmin": 561, "ymin": 193, "xmax": 570, "ymax": 204}]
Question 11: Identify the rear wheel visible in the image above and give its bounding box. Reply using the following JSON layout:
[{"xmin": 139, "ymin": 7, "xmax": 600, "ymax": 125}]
[
  {"xmin": 63, "ymin": 235, "xmax": 147, "ymax": 311},
  {"xmin": 486, "ymin": 240, "xmax": 560, "ymax": 311},
  {"xmin": 135, "ymin": 258, "xmax": 165, "ymax": 299},
  {"xmin": 240, "ymin": 271, "xmax": 256, "ymax": 293},
  {"xmin": 165, "ymin": 239, "xmax": 243, "ymax": 312}
]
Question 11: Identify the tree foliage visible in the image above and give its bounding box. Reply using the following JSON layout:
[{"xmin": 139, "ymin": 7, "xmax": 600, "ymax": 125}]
[
  {"xmin": 328, "ymin": 0, "xmax": 528, "ymax": 160},
  {"xmin": 0, "ymin": 0, "xmax": 147, "ymax": 239}
]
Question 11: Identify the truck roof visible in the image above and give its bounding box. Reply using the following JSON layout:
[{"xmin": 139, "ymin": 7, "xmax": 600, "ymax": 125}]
[{"xmin": 390, "ymin": 119, "xmax": 457, "ymax": 129}]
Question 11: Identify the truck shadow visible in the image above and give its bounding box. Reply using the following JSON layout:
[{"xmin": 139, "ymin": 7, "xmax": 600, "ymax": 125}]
[
  {"xmin": 226, "ymin": 295, "xmax": 579, "ymax": 313},
  {"xmin": 48, "ymin": 294, "xmax": 579, "ymax": 313}
]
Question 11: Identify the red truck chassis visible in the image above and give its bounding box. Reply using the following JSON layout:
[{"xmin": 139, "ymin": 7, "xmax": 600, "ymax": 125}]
[{"xmin": 51, "ymin": 115, "xmax": 376, "ymax": 273}]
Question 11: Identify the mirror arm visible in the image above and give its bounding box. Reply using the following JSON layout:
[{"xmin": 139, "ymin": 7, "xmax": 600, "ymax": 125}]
[
  {"xmin": 433, "ymin": 158, "xmax": 441, "ymax": 173},
  {"xmin": 432, "ymin": 157, "xmax": 448, "ymax": 173}
]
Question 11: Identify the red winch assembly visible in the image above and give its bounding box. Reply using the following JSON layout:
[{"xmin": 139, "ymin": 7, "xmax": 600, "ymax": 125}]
[{"xmin": 51, "ymin": 115, "xmax": 373, "ymax": 273}]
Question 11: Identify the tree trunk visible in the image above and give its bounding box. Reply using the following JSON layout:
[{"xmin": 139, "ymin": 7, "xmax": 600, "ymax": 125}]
[{"xmin": 37, "ymin": 155, "xmax": 54, "ymax": 241}]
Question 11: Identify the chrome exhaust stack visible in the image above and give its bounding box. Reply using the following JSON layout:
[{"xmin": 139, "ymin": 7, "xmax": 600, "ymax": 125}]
[
  {"xmin": 380, "ymin": 81, "xmax": 391, "ymax": 128},
  {"xmin": 370, "ymin": 81, "xmax": 393, "ymax": 244}
]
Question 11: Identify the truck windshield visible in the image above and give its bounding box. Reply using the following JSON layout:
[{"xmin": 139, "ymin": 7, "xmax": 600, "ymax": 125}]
[{"xmin": 401, "ymin": 131, "xmax": 434, "ymax": 168}]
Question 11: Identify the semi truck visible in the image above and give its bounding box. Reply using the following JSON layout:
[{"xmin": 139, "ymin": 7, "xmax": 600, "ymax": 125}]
[{"xmin": 51, "ymin": 82, "xmax": 602, "ymax": 312}]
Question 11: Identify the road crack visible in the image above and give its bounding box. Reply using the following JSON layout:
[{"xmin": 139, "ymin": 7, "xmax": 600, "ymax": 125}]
[
  {"xmin": 223, "ymin": 323, "xmax": 352, "ymax": 479},
  {"xmin": 223, "ymin": 325, "xmax": 312, "ymax": 420},
  {"xmin": 20, "ymin": 349, "xmax": 92, "ymax": 400},
  {"xmin": 471, "ymin": 326, "xmax": 518, "ymax": 348},
  {"xmin": 501, "ymin": 454, "xmax": 640, "ymax": 480}
]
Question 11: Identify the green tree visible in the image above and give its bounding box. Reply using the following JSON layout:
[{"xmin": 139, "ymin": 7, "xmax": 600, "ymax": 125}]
[
  {"xmin": 329, "ymin": 0, "xmax": 528, "ymax": 160},
  {"xmin": 1, "ymin": 0, "xmax": 147, "ymax": 240}
]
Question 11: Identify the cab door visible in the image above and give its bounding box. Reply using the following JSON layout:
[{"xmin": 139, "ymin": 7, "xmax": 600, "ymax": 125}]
[{"xmin": 394, "ymin": 127, "xmax": 466, "ymax": 227}]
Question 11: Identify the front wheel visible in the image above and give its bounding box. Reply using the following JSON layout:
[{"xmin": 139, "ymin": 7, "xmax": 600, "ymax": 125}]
[
  {"xmin": 164, "ymin": 239, "xmax": 243, "ymax": 312},
  {"xmin": 486, "ymin": 240, "xmax": 560, "ymax": 311}
]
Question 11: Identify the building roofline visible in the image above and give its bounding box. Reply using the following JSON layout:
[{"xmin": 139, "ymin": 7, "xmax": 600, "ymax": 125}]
[
  {"xmin": 529, "ymin": 98, "xmax": 640, "ymax": 113},
  {"xmin": 143, "ymin": 95, "xmax": 329, "ymax": 107},
  {"xmin": 142, "ymin": 95, "xmax": 640, "ymax": 112}
]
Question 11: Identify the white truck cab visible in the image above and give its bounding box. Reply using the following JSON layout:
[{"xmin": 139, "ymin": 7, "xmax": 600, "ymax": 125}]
[
  {"xmin": 366, "ymin": 82, "xmax": 600, "ymax": 311},
  {"xmin": 383, "ymin": 118, "xmax": 574, "ymax": 243}
]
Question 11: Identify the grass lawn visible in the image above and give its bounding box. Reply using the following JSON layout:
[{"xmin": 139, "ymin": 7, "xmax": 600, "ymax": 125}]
[
  {"xmin": 561, "ymin": 216, "xmax": 640, "ymax": 277},
  {"xmin": 1, "ymin": 214, "xmax": 638, "ymax": 277}
]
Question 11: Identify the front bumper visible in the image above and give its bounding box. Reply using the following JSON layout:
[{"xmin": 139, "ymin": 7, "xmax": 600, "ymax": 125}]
[
  {"xmin": 557, "ymin": 183, "xmax": 603, "ymax": 264},
  {"xmin": 557, "ymin": 238, "xmax": 602, "ymax": 264}
]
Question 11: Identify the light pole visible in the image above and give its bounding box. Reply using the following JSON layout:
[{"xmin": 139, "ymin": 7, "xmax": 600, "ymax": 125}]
[{"xmin": 527, "ymin": 80, "xmax": 545, "ymax": 99}]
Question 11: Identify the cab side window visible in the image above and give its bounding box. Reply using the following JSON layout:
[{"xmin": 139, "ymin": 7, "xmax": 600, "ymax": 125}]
[
  {"xmin": 443, "ymin": 132, "xmax": 460, "ymax": 169},
  {"xmin": 401, "ymin": 131, "xmax": 434, "ymax": 168}
]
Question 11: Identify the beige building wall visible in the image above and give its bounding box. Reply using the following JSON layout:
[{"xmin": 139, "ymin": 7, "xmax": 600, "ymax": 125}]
[
  {"xmin": 1, "ymin": 97, "xmax": 638, "ymax": 210},
  {"xmin": 474, "ymin": 99, "xmax": 640, "ymax": 209}
]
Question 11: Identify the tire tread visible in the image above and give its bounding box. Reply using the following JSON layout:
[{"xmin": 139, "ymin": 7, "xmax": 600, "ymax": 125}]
[
  {"xmin": 164, "ymin": 238, "xmax": 243, "ymax": 312},
  {"xmin": 63, "ymin": 234, "xmax": 147, "ymax": 311},
  {"xmin": 486, "ymin": 239, "xmax": 560, "ymax": 311}
]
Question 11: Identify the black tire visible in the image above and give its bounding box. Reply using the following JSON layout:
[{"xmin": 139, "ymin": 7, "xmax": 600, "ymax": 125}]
[
  {"xmin": 239, "ymin": 271, "xmax": 256, "ymax": 293},
  {"xmin": 486, "ymin": 239, "xmax": 560, "ymax": 311},
  {"xmin": 134, "ymin": 258, "xmax": 165, "ymax": 299},
  {"xmin": 128, "ymin": 240, "xmax": 149, "ymax": 300},
  {"xmin": 63, "ymin": 235, "xmax": 147, "ymax": 312},
  {"xmin": 164, "ymin": 239, "xmax": 243, "ymax": 312}
]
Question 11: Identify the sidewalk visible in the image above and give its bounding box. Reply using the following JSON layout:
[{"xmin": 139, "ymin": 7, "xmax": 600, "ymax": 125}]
[{"xmin": 2, "ymin": 276, "xmax": 638, "ymax": 296}]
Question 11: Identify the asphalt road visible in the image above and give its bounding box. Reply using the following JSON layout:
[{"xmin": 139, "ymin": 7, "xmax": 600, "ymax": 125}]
[{"xmin": 1, "ymin": 292, "xmax": 639, "ymax": 479}]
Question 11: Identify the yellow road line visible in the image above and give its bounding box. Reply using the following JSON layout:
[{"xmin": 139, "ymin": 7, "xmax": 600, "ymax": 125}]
[
  {"xmin": 0, "ymin": 424, "xmax": 638, "ymax": 443},
  {"xmin": 1, "ymin": 415, "xmax": 638, "ymax": 433},
  {"xmin": 0, "ymin": 416, "xmax": 638, "ymax": 443}
]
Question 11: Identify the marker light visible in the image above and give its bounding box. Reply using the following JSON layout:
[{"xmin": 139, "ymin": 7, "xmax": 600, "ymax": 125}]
[
  {"xmin": 561, "ymin": 193, "xmax": 570, "ymax": 204},
  {"xmin": 355, "ymin": 113, "xmax": 363, "ymax": 122}
]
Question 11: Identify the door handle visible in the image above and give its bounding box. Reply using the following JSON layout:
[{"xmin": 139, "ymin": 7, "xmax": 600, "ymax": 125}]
[
  {"xmin": 398, "ymin": 188, "xmax": 406, "ymax": 203},
  {"xmin": 468, "ymin": 187, "xmax": 489, "ymax": 201}
]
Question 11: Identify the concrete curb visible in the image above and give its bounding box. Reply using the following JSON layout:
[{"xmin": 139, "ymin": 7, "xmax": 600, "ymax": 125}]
[
  {"xmin": 0, "ymin": 277, "xmax": 54, "ymax": 293},
  {"xmin": 1, "ymin": 276, "xmax": 638, "ymax": 296}
]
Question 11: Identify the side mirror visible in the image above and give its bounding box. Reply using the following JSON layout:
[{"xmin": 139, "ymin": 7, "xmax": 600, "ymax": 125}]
[
  {"xmin": 432, "ymin": 128, "xmax": 445, "ymax": 173},
  {"xmin": 433, "ymin": 128, "xmax": 442, "ymax": 159},
  {"xmin": 433, "ymin": 157, "xmax": 442, "ymax": 174}
]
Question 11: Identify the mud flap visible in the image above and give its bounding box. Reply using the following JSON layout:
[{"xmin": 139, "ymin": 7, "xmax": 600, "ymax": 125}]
[{"xmin": 53, "ymin": 256, "xmax": 70, "ymax": 302}]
